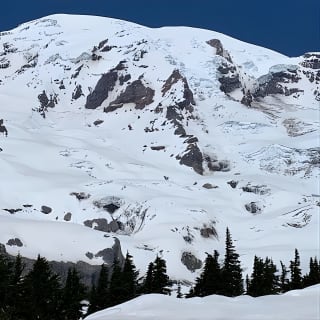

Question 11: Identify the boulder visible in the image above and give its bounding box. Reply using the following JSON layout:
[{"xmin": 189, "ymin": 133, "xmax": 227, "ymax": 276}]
[
  {"xmin": 41, "ymin": 205, "xmax": 52, "ymax": 214},
  {"xmin": 181, "ymin": 252, "xmax": 202, "ymax": 272}
]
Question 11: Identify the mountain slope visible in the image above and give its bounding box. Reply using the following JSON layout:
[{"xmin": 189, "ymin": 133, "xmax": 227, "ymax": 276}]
[{"xmin": 0, "ymin": 14, "xmax": 319, "ymax": 282}]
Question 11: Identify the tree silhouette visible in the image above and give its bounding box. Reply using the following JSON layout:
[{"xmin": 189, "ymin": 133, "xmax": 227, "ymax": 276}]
[
  {"xmin": 108, "ymin": 259, "xmax": 125, "ymax": 306},
  {"xmin": 61, "ymin": 268, "xmax": 87, "ymax": 320},
  {"xmin": 193, "ymin": 250, "xmax": 221, "ymax": 297},
  {"xmin": 289, "ymin": 249, "xmax": 302, "ymax": 290},
  {"xmin": 304, "ymin": 257, "xmax": 320, "ymax": 286},
  {"xmin": 142, "ymin": 262, "xmax": 154, "ymax": 294},
  {"xmin": 121, "ymin": 252, "xmax": 138, "ymax": 301},
  {"xmin": 151, "ymin": 256, "xmax": 170, "ymax": 294},
  {"xmin": 20, "ymin": 255, "xmax": 61, "ymax": 320},
  {"xmin": 220, "ymin": 228, "xmax": 243, "ymax": 296},
  {"xmin": 247, "ymin": 256, "xmax": 279, "ymax": 296},
  {"xmin": 88, "ymin": 264, "xmax": 109, "ymax": 314}
]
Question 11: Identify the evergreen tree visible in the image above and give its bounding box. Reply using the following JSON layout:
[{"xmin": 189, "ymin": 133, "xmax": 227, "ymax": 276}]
[
  {"xmin": 6, "ymin": 254, "xmax": 25, "ymax": 319},
  {"xmin": 141, "ymin": 262, "xmax": 154, "ymax": 294},
  {"xmin": 19, "ymin": 255, "xmax": 62, "ymax": 320},
  {"xmin": 303, "ymin": 257, "xmax": 320, "ymax": 287},
  {"xmin": 247, "ymin": 256, "xmax": 279, "ymax": 296},
  {"xmin": 193, "ymin": 250, "xmax": 221, "ymax": 297},
  {"xmin": 262, "ymin": 257, "xmax": 279, "ymax": 295},
  {"xmin": 280, "ymin": 261, "xmax": 289, "ymax": 293},
  {"xmin": 289, "ymin": 249, "xmax": 302, "ymax": 290},
  {"xmin": 247, "ymin": 255, "xmax": 264, "ymax": 297},
  {"xmin": 121, "ymin": 252, "xmax": 138, "ymax": 301},
  {"xmin": 151, "ymin": 256, "xmax": 170, "ymax": 294},
  {"xmin": 0, "ymin": 252, "xmax": 13, "ymax": 318},
  {"xmin": 61, "ymin": 268, "xmax": 86, "ymax": 320},
  {"xmin": 87, "ymin": 264, "xmax": 109, "ymax": 314},
  {"xmin": 220, "ymin": 228, "xmax": 243, "ymax": 297},
  {"xmin": 109, "ymin": 259, "xmax": 125, "ymax": 306}
]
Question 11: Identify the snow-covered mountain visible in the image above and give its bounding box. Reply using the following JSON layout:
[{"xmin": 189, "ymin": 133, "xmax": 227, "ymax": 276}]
[{"xmin": 0, "ymin": 14, "xmax": 319, "ymax": 282}]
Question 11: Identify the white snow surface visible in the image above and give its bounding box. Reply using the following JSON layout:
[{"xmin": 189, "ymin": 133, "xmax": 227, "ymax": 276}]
[
  {"xmin": 86, "ymin": 285, "xmax": 320, "ymax": 320},
  {"xmin": 0, "ymin": 14, "xmax": 319, "ymax": 283}
]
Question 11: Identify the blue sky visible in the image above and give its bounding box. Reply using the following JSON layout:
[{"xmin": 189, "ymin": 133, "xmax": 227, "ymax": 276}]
[{"xmin": 0, "ymin": 0, "xmax": 319, "ymax": 56}]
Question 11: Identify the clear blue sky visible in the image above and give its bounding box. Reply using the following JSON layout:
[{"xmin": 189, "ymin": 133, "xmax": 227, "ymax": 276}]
[{"xmin": 1, "ymin": 0, "xmax": 319, "ymax": 57}]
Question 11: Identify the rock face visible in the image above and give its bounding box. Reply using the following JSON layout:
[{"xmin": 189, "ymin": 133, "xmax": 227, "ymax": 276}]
[
  {"xmin": 162, "ymin": 69, "xmax": 195, "ymax": 110},
  {"xmin": 300, "ymin": 53, "xmax": 320, "ymax": 69},
  {"xmin": 106, "ymin": 79, "xmax": 155, "ymax": 112},
  {"xmin": 254, "ymin": 65, "xmax": 302, "ymax": 98},
  {"xmin": 206, "ymin": 39, "xmax": 232, "ymax": 62},
  {"xmin": 217, "ymin": 63, "xmax": 241, "ymax": 94},
  {"xmin": 85, "ymin": 70, "xmax": 118, "ymax": 109},
  {"xmin": 177, "ymin": 143, "xmax": 204, "ymax": 175},
  {"xmin": 0, "ymin": 239, "xmax": 124, "ymax": 287}
]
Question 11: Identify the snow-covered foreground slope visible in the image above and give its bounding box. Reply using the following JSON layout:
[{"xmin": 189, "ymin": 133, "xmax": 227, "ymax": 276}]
[
  {"xmin": 0, "ymin": 14, "xmax": 319, "ymax": 282},
  {"xmin": 86, "ymin": 285, "xmax": 320, "ymax": 320}
]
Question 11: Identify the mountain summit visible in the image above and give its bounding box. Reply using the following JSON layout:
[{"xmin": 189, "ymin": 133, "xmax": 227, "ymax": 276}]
[{"xmin": 0, "ymin": 14, "xmax": 319, "ymax": 281}]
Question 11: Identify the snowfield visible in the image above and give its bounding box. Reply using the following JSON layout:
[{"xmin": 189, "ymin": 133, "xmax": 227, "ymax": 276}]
[
  {"xmin": 86, "ymin": 285, "xmax": 320, "ymax": 320},
  {"xmin": 0, "ymin": 14, "xmax": 319, "ymax": 285}
]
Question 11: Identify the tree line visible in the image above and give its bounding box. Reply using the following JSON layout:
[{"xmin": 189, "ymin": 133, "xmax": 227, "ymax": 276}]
[
  {"xmin": 187, "ymin": 228, "xmax": 320, "ymax": 298},
  {"xmin": 0, "ymin": 251, "xmax": 170, "ymax": 320},
  {"xmin": 0, "ymin": 228, "xmax": 319, "ymax": 319}
]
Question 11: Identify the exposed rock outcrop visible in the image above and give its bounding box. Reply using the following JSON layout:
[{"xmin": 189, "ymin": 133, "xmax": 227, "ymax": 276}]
[
  {"xmin": 217, "ymin": 63, "xmax": 241, "ymax": 94},
  {"xmin": 300, "ymin": 53, "xmax": 320, "ymax": 70},
  {"xmin": 93, "ymin": 196, "xmax": 123, "ymax": 213},
  {"xmin": 162, "ymin": 69, "xmax": 195, "ymax": 111},
  {"xmin": 245, "ymin": 202, "xmax": 262, "ymax": 214},
  {"xmin": 254, "ymin": 65, "xmax": 302, "ymax": 98},
  {"xmin": 70, "ymin": 192, "xmax": 91, "ymax": 200},
  {"xmin": 177, "ymin": 143, "xmax": 203, "ymax": 175},
  {"xmin": 83, "ymin": 218, "xmax": 121, "ymax": 233},
  {"xmin": 72, "ymin": 84, "xmax": 83, "ymax": 100},
  {"xmin": 85, "ymin": 70, "xmax": 118, "ymax": 109},
  {"xmin": 181, "ymin": 251, "xmax": 202, "ymax": 272},
  {"xmin": 202, "ymin": 183, "xmax": 217, "ymax": 189},
  {"xmin": 63, "ymin": 212, "xmax": 72, "ymax": 221},
  {"xmin": 227, "ymin": 180, "xmax": 238, "ymax": 189},
  {"xmin": 0, "ymin": 119, "xmax": 8, "ymax": 136},
  {"xmin": 41, "ymin": 205, "xmax": 52, "ymax": 214},
  {"xmin": 6, "ymin": 238, "xmax": 23, "ymax": 247},
  {"xmin": 242, "ymin": 184, "xmax": 270, "ymax": 195},
  {"xmin": 206, "ymin": 39, "xmax": 232, "ymax": 62},
  {"xmin": 105, "ymin": 79, "xmax": 155, "ymax": 112},
  {"xmin": 0, "ymin": 238, "xmax": 124, "ymax": 287},
  {"xmin": 200, "ymin": 224, "xmax": 218, "ymax": 238}
]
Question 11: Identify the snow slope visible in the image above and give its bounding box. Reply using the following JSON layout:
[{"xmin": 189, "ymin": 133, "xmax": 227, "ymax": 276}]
[
  {"xmin": 86, "ymin": 285, "xmax": 320, "ymax": 320},
  {"xmin": 0, "ymin": 14, "xmax": 319, "ymax": 282}
]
